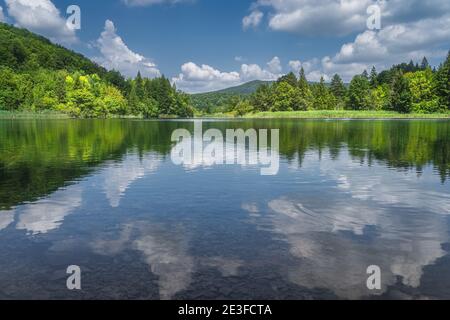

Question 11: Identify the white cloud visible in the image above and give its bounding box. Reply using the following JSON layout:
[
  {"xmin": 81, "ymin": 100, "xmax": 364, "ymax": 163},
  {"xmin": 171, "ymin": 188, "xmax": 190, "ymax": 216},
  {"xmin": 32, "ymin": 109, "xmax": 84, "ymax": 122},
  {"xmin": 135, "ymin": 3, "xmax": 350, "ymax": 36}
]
[
  {"xmin": 94, "ymin": 20, "xmax": 161, "ymax": 78},
  {"xmin": 288, "ymin": 60, "xmax": 302, "ymax": 74},
  {"xmin": 5, "ymin": 0, "xmax": 77, "ymax": 44},
  {"xmin": 315, "ymin": 13, "xmax": 450, "ymax": 81},
  {"xmin": 122, "ymin": 0, "xmax": 192, "ymax": 6},
  {"xmin": 0, "ymin": 6, "xmax": 5, "ymax": 22},
  {"xmin": 282, "ymin": 6, "xmax": 450, "ymax": 82},
  {"xmin": 173, "ymin": 57, "xmax": 282, "ymax": 93},
  {"xmin": 252, "ymin": 0, "xmax": 371, "ymax": 36},
  {"xmin": 249, "ymin": 0, "xmax": 450, "ymax": 36},
  {"xmin": 334, "ymin": 16, "xmax": 450, "ymax": 65},
  {"xmin": 243, "ymin": 10, "xmax": 264, "ymax": 30},
  {"xmin": 172, "ymin": 62, "xmax": 241, "ymax": 93},
  {"xmin": 240, "ymin": 63, "xmax": 280, "ymax": 81},
  {"xmin": 267, "ymin": 56, "xmax": 282, "ymax": 73}
]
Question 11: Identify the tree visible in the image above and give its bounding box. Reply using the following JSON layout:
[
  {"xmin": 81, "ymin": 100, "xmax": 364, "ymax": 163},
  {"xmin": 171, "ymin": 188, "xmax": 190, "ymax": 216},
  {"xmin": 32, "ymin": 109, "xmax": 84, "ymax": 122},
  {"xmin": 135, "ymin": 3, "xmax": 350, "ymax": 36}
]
[
  {"xmin": 405, "ymin": 69, "xmax": 440, "ymax": 113},
  {"xmin": 127, "ymin": 82, "xmax": 140, "ymax": 115},
  {"xmin": 271, "ymin": 82, "xmax": 299, "ymax": 111},
  {"xmin": 278, "ymin": 72, "xmax": 298, "ymax": 87},
  {"xmin": 435, "ymin": 51, "xmax": 450, "ymax": 110},
  {"xmin": 101, "ymin": 85, "xmax": 128, "ymax": 116},
  {"xmin": 105, "ymin": 70, "xmax": 128, "ymax": 93},
  {"xmin": 312, "ymin": 77, "xmax": 334, "ymax": 110},
  {"xmin": 347, "ymin": 75, "xmax": 371, "ymax": 110},
  {"xmin": 298, "ymin": 68, "xmax": 308, "ymax": 90},
  {"xmin": 362, "ymin": 70, "xmax": 369, "ymax": 79},
  {"xmin": 369, "ymin": 85, "xmax": 391, "ymax": 111},
  {"xmin": 251, "ymin": 84, "xmax": 273, "ymax": 112},
  {"xmin": 421, "ymin": 57, "xmax": 430, "ymax": 70},
  {"xmin": 234, "ymin": 99, "xmax": 253, "ymax": 116},
  {"xmin": 140, "ymin": 97, "xmax": 159, "ymax": 118},
  {"xmin": 370, "ymin": 66, "xmax": 378, "ymax": 88},
  {"xmin": 391, "ymin": 71, "xmax": 412, "ymax": 113},
  {"xmin": 135, "ymin": 71, "xmax": 145, "ymax": 100},
  {"xmin": 297, "ymin": 68, "xmax": 313, "ymax": 110},
  {"xmin": 0, "ymin": 67, "xmax": 25, "ymax": 110},
  {"xmin": 330, "ymin": 74, "xmax": 346, "ymax": 98},
  {"xmin": 330, "ymin": 74, "xmax": 346, "ymax": 110}
]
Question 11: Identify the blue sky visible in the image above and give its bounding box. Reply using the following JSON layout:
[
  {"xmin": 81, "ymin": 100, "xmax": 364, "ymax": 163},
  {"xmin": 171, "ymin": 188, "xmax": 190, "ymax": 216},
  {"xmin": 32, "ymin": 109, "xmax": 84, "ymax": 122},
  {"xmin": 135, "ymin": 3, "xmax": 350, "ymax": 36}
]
[{"xmin": 1, "ymin": 0, "xmax": 449, "ymax": 93}]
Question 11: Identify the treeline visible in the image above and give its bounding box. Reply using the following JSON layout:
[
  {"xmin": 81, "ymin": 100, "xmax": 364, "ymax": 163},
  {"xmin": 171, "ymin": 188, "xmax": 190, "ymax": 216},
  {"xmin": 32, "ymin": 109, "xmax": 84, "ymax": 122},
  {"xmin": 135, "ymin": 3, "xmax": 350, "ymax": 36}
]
[
  {"xmin": 0, "ymin": 23, "xmax": 193, "ymax": 118},
  {"xmin": 222, "ymin": 54, "xmax": 450, "ymax": 115}
]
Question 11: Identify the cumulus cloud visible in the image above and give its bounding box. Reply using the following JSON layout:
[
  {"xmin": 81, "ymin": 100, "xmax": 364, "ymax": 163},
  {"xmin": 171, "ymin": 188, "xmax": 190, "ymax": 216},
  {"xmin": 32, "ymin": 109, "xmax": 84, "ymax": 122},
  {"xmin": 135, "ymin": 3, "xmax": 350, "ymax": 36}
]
[
  {"xmin": 94, "ymin": 20, "xmax": 161, "ymax": 78},
  {"xmin": 248, "ymin": 0, "xmax": 450, "ymax": 36},
  {"xmin": 267, "ymin": 56, "xmax": 282, "ymax": 73},
  {"xmin": 122, "ymin": 0, "xmax": 192, "ymax": 6},
  {"xmin": 243, "ymin": 10, "xmax": 264, "ymax": 30},
  {"xmin": 288, "ymin": 60, "xmax": 302, "ymax": 74},
  {"xmin": 251, "ymin": 0, "xmax": 371, "ymax": 36},
  {"xmin": 278, "ymin": 2, "xmax": 450, "ymax": 82},
  {"xmin": 172, "ymin": 62, "xmax": 241, "ymax": 93},
  {"xmin": 4, "ymin": 0, "xmax": 77, "ymax": 44},
  {"xmin": 313, "ymin": 13, "xmax": 450, "ymax": 81},
  {"xmin": 240, "ymin": 62, "xmax": 280, "ymax": 81},
  {"xmin": 173, "ymin": 57, "xmax": 282, "ymax": 93},
  {"xmin": 334, "ymin": 16, "xmax": 450, "ymax": 65}
]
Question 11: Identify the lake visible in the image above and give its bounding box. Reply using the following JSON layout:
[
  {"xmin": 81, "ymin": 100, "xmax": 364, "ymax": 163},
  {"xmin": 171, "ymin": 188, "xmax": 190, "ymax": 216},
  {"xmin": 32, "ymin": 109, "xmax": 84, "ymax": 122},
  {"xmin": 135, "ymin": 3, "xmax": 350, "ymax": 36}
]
[{"xmin": 0, "ymin": 119, "xmax": 449, "ymax": 300}]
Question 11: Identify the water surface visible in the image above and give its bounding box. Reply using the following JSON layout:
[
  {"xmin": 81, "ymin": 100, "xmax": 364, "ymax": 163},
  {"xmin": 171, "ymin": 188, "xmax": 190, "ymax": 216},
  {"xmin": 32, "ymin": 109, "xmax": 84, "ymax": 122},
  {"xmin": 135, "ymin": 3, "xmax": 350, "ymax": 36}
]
[{"xmin": 0, "ymin": 119, "xmax": 449, "ymax": 300}]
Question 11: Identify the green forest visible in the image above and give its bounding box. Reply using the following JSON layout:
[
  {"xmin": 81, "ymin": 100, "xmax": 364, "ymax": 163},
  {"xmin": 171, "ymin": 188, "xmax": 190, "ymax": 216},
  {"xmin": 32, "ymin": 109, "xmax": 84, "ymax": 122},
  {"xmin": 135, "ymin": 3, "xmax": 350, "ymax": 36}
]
[
  {"xmin": 0, "ymin": 23, "xmax": 193, "ymax": 118},
  {"xmin": 209, "ymin": 56, "xmax": 450, "ymax": 116},
  {"xmin": 0, "ymin": 22, "xmax": 449, "ymax": 118}
]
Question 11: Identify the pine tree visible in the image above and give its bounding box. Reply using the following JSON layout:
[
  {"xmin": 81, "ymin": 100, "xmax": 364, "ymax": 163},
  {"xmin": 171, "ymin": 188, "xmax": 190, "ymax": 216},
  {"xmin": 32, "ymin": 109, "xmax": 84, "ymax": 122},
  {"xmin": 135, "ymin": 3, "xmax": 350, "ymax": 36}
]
[
  {"xmin": 421, "ymin": 57, "xmax": 430, "ymax": 70},
  {"xmin": 297, "ymin": 67, "xmax": 313, "ymax": 110},
  {"xmin": 278, "ymin": 72, "xmax": 298, "ymax": 87},
  {"xmin": 435, "ymin": 51, "xmax": 450, "ymax": 110},
  {"xmin": 347, "ymin": 75, "xmax": 371, "ymax": 110},
  {"xmin": 362, "ymin": 70, "xmax": 369, "ymax": 79},
  {"xmin": 370, "ymin": 66, "xmax": 378, "ymax": 88},
  {"xmin": 330, "ymin": 74, "xmax": 346, "ymax": 99},
  {"xmin": 312, "ymin": 77, "xmax": 333, "ymax": 110},
  {"xmin": 298, "ymin": 67, "xmax": 309, "ymax": 90},
  {"xmin": 135, "ymin": 71, "xmax": 145, "ymax": 100},
  {"xmin": 391, "ymin": 71, "xmax": 412, "ymax": 113},
  {"xmin": 408, "ymin": 60, "xmax": 415, "ymax": 72},
  {"xmin": 128, "ymin": 82, "xmax": 140, "ymax": 115}
]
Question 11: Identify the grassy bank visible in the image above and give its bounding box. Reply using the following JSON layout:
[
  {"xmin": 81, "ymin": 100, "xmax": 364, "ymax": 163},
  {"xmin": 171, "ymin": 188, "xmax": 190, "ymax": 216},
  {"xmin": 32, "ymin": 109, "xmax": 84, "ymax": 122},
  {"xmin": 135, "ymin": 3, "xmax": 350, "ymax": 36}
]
[
  {"xmin": 241, "ymin": 110, "xmax": 450, "ymax": 119},
  {"xmin": 1, "ymin": 109, "xmax": 449, "ymax": 120},
  {"xmin": 0, "ymin": 110, "xmax": 71, "ymax": 119}
]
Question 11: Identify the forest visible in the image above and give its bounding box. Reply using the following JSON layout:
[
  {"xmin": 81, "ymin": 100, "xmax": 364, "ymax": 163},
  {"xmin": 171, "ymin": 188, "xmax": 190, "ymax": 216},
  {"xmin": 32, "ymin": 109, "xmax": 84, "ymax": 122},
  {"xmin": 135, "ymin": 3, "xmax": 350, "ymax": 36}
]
[
  {"xmin": 208, "ymin": 55, "xmax": 450, "ymax": 116},
  {"xmin": 0, "ymin": 23, "xmax": 194, "ymax": 118},
  {"xmin": 0, "ymin": 22, "xmax": 449, "ymax": 118}
]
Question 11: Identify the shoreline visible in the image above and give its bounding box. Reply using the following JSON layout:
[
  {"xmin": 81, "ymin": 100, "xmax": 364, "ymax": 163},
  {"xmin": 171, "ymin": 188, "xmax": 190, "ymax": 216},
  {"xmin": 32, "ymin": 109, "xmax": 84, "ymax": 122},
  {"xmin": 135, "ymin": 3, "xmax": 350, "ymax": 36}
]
[{"xmin": 1, "ymin": 110, "xmax": 449, "ymax": 120}]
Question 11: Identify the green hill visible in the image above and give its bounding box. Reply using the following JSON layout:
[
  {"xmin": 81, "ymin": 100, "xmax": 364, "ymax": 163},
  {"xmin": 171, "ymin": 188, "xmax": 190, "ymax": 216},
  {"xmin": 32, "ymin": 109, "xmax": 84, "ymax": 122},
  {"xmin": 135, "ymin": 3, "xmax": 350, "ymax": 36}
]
[
  {"xmin": 0, "ymin": 22, "xmax": 107, "ymax": 75},
  {"xmin": 0, "ymin": 22, "xmax": 193, "ymax": 118},
  {"xmin": 191, "ymin": 80, "xmax": 273, "ymax": 110},
  {"xmin": 212, "ymin": 80, "xmax": 273, "ymax": 95}
]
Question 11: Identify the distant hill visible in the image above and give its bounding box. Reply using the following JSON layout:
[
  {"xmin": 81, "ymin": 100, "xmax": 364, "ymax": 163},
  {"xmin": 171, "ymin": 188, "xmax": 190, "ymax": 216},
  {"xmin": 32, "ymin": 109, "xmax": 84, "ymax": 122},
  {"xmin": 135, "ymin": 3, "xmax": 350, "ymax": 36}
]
[
  {"xmin": 191, "ymin": 80, "xmax": 273, "ymax": 110},
  {"xmin": 211, "ymin": 80, "xmax": 274, "ymax": 95}
]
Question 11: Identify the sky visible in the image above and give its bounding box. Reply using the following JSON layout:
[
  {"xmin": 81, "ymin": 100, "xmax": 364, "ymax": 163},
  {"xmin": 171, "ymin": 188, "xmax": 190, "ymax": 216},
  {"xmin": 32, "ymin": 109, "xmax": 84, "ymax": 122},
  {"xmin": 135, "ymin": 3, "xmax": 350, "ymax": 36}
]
[{"xmin": 0, "ymin": 0, "xmax": 449, "ymax": 93}]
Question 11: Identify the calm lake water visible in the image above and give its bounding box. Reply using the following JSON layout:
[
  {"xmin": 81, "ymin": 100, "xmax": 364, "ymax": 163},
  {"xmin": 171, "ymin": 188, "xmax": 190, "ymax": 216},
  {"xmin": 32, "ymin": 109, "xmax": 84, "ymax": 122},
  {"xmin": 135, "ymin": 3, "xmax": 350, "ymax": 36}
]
[{"xmin": 0, "ymin": 119, "xmax": 449, "ymax": 300}]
